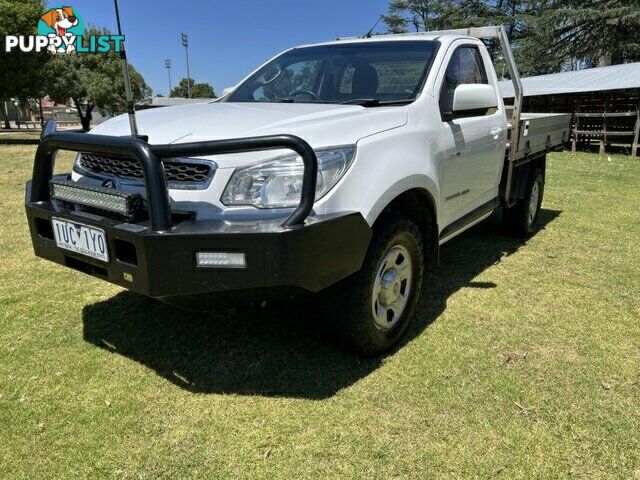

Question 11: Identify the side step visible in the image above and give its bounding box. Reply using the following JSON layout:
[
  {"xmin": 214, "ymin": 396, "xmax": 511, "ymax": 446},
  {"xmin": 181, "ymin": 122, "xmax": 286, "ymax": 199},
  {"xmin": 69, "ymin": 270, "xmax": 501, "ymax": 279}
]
[{"xmin": 439, "ymin": 197, "xmax": 500, "ymax": 242}]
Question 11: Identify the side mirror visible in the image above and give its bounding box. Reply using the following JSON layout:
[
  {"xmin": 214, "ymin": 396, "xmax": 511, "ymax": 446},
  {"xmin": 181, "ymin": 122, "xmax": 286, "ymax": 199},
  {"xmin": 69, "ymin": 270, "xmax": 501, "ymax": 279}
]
[
  {"xmin": 452, "ymin": 84, "xmax": 498, "ymax": 114},
  {"xmin": 222, "ymin": 86, "xmax": 235, "ymax": 97}
]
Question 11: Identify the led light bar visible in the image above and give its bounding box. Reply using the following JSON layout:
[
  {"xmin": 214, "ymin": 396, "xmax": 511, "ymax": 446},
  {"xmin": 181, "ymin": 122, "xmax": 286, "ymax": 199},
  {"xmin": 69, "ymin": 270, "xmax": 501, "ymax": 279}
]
[
  {"xmin": 196, "ymin": 252, "xmax": 247, "ymax": 269},
  {"xmin": 50, "ymin": 179, "xmax": 142, "ymax": 216}
]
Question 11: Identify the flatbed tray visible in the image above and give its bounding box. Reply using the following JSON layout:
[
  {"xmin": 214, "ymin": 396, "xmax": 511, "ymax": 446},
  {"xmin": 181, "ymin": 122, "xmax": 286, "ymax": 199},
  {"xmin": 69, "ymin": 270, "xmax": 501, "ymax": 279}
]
[{"xmin": 508, "ymin": 112, "xmax": 571, "ymax": 160}]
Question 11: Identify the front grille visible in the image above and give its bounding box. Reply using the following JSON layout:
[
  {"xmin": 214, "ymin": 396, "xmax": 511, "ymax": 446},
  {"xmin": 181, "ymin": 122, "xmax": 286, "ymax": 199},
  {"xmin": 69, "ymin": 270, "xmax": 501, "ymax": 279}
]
[{"xmin": 78, "ymin": 153, "xmax": 212, "ymax": 184}]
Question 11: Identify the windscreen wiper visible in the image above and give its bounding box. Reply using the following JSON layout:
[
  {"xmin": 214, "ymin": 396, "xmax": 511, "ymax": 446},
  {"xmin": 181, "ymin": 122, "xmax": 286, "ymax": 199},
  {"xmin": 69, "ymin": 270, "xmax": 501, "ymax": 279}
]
[
  {"xmin": 340, "ymin": 98, "xmax": 415, "ymax": 107},
  {"xmin": 268, "ymin": 97, "xmax": 295, "ymax": 103},
  {"xmin": 341, "ymin": 98, "xmax": 380, "ymax": 106}
]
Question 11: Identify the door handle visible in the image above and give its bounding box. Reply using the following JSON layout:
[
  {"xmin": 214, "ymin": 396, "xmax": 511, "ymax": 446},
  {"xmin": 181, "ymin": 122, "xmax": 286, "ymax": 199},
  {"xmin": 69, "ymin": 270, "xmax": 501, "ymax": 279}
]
[{"xmin": 490, "ymin": 126, "xmax": 504, "ymax": 140}]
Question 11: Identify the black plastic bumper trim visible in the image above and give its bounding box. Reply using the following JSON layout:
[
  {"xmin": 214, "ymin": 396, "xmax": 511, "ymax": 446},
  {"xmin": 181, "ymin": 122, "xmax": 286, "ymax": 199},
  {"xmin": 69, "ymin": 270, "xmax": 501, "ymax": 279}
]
[{"xmin": 25, "ymin": 199, "xmax": 372, "ymax": 302}]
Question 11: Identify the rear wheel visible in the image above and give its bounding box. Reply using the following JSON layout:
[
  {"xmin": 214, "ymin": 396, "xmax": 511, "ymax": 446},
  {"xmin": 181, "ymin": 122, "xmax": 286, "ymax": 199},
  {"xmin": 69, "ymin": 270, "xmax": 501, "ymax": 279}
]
[
  {"xmin": 329, "ymin": 217, "xmax": 424, "ymax": 356},
  {"xmin": 504, "ymin": 168, "xmax": 544, "ymax": 237}
]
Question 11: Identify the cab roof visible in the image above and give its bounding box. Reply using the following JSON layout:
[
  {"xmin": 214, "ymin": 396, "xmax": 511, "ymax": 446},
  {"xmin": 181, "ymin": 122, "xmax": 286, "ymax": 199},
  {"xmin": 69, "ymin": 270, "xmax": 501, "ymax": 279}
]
[{"xmin": 296, "ymin": 32, "xmax": 476, "ymax": 50}]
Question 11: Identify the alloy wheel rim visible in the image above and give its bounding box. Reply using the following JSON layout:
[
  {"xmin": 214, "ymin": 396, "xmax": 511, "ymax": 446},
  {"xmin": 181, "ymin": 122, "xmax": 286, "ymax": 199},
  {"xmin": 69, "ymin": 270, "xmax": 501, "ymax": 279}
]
[
  {"xmin": 371, "ymin": 245, "xmax": 413, "ymax": 331},
  {"xmin": 528, "ymin": 181, "xmax": 540, "ymax": 226}
]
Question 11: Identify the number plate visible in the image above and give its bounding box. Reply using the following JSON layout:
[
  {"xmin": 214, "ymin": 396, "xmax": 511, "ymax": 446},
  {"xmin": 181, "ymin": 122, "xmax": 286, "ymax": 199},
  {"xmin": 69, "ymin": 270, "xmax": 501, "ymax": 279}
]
[{"xmin": 52, "ymin": 218, "xmax": 109, "ymax": 262}]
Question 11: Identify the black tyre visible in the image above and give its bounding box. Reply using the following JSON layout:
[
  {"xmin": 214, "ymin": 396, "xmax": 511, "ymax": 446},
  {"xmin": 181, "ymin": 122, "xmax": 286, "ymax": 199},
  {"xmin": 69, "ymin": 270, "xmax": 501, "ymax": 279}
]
[
  {"xmin": 329, "ymin": 217, "xmax": 424, "ymax": 357},
  {"xmin": 503, "ymin": 168, "xmax": 544, "ymax": 237}
]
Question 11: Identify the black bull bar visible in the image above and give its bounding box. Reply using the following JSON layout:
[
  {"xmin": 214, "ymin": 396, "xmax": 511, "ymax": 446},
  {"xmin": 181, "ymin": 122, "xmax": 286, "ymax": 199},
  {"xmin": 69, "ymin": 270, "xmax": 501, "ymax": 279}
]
[{"xmin": 31, "ymin": 120, "xmax": 319, "ymax": 231}]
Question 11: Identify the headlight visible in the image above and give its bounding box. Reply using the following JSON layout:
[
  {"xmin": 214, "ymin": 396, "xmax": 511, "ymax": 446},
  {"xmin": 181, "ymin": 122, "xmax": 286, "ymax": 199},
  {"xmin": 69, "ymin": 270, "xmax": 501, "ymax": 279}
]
[{"xmin": 221, "ymin": 146, "xmax": 356, "ymax": 208}]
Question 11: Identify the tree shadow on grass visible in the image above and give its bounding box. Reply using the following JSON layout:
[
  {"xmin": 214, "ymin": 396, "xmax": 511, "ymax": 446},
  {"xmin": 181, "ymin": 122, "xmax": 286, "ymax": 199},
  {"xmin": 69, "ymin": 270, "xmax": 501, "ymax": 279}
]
[{"xmin": 83, "ymin": 209, "xmax": 561, "ymax": 399}]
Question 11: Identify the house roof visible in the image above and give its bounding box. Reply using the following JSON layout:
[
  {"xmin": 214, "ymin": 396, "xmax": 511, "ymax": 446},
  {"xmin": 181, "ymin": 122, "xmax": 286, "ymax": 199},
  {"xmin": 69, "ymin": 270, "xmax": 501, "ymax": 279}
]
[{"xmin": 499, "ymin": 62, "xmax": 640, "ymax": 98}]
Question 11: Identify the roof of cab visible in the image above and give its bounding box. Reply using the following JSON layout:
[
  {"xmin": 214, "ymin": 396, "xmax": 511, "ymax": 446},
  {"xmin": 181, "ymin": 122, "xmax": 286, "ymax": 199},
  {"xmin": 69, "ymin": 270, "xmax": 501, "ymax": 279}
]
[{"xmin": 295, "ymin": 32, "xmax": 450, "ymax": 49}]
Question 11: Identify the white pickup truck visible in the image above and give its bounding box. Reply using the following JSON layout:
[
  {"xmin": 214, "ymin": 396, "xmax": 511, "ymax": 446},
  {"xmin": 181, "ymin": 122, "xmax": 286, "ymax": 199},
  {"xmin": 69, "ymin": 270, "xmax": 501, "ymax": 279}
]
[{"xmin": 26, "ymin": 27, "xmax": 570, "ymax": 355}]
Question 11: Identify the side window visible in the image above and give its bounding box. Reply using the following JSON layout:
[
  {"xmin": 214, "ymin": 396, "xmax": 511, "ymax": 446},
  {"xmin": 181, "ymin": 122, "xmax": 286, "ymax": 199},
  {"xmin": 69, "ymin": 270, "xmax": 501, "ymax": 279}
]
[{"xmin": 439, "ymin": 46, "xmax": 488, "ymax": 117}]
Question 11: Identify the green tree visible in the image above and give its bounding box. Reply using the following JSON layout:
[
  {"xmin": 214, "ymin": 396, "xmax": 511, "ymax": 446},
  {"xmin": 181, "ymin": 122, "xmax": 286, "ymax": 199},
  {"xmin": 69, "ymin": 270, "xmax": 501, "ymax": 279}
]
[
  {"xmin": 382, "ymin": 0, "xmax": 492, "ymax": 33},
  {"xmin": 512, "ymin": 0, "xmax": 567, "ymax": 75},
  {"xmin": 45, "ymin": 27, "xmax": 151, "ymax": 131},
  {"xmin": 535, "ymin": 0, "xmax": 640, "ymax": 68},
  {"xmin": 381, "ymin": 0, "xmax": 530, "ymax": 75},
  {"xmin": 170, "ymin": 78, "xmax": 216, "ymax": 98},
  {"xmin": 170, "ymin": 78, "xmax": 194, "ymax": 98},
  {"xmin": 382, "ymin": 0, "xmax": 640, "ymax": 76},
  {"xmin": 0, "ymin": 0, "xmax": 50, "ymax": 128},
  {"xmin": 191, "ymin": 82, "xmax": 216, "ymax": 98}
]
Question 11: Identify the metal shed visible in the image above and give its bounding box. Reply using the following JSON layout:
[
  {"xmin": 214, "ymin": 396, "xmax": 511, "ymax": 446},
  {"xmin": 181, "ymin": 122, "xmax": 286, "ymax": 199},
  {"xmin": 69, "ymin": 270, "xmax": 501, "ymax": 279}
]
[
  {"xmin": 499, "ymin": 63, "xmax": 640, "ymax": 157},
  {"xmin": 499, "ymin": 62, "xmax": 640, "ymax": 98}
]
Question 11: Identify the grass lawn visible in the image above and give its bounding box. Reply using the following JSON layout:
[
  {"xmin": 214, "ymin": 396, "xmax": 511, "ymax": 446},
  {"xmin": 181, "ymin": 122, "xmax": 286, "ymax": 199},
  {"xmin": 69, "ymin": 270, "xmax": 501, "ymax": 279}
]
[
  {"xmin": 0, "ymin": 145, "xmax": 638, "ymax": 478},
  {"xmin": 0, "ymin": 131, "xmax": 41, "ymax": 142}
]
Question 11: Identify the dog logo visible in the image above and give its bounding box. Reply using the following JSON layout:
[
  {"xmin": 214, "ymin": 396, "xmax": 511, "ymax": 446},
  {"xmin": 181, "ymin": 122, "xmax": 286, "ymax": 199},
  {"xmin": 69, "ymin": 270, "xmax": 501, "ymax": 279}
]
[
  {"xmin": 37, "ymin": 5, "xmax": 83, "ymax": 54},
  {"xmin": 40, "ymin": 7, "xmax": 79, "ymax": 37},
  {"xmin": 4, "ymin": 6, "xmax": 124, "ymax": 55}
]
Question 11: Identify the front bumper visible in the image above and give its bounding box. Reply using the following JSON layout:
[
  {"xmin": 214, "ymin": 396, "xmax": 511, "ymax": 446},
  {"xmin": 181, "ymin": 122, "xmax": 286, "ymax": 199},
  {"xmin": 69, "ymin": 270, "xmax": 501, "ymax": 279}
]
[
  {"xmin": 26, "ymin": 125, "xmax": 372, "ymax": 310},
  {"xmin": 26, "ymin": 196, "xmax": 371, "ymax": 309}
]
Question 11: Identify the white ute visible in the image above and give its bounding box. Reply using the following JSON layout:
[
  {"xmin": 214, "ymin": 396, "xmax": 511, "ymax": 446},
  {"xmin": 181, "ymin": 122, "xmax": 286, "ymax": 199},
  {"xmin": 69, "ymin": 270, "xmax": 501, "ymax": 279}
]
[{"xmin": 26, "ymin": 27, "xmax": 570, "ymax": 355}]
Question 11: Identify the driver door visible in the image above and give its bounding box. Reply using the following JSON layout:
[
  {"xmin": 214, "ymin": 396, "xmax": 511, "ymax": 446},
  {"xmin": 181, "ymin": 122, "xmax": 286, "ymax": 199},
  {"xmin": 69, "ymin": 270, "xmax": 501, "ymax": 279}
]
[{"xmin": 437, "ymin": 43, "xmax": 506, "ymax": 227}]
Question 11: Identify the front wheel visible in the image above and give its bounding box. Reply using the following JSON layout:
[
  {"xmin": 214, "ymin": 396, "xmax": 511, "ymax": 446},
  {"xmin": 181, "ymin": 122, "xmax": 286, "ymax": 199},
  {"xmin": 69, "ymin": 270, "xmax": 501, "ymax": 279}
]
[
  {"xmin": 329, "ymin": 217, "xmax": 424, "ymax": 356},
  {"xmin": 503, "ymin": 168, "xmax": 544, "ymax": 237}
]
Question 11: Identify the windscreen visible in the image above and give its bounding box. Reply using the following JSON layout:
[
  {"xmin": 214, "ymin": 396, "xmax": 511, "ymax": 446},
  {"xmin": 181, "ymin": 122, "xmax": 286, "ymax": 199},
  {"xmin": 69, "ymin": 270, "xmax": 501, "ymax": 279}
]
[{"xmin": 228, "ymin": 41, "xmax": 439, "ymax": 105}]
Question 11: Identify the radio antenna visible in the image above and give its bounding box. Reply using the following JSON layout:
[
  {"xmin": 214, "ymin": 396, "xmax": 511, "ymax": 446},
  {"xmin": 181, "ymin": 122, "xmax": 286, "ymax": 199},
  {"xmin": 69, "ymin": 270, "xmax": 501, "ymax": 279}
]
[
  {"xmin": 113, "ymin": 0, "xmax": 139, "ymax": 136},
  {"xmin": 363, "ymin": 15, "xmax": 383, "ymax": 38}
]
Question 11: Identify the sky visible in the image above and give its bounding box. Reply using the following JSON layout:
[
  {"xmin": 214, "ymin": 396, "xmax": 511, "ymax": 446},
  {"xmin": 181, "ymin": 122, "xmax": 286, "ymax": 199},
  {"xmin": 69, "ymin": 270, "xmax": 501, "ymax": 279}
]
[{"xmin": 58, "ymin": 0, "xmax": 392, "ymax": 97}]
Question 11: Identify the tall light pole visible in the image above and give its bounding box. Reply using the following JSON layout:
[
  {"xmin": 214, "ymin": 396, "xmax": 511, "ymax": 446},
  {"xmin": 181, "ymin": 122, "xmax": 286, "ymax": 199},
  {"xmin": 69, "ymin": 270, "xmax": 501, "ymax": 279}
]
[
  {"xmin": 181, "ymin": 33, "xmax": 191, "ymax": 99},
  {"xmin": 165, "ymin": 58, "xmax": 172, "ymax": 95}
]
